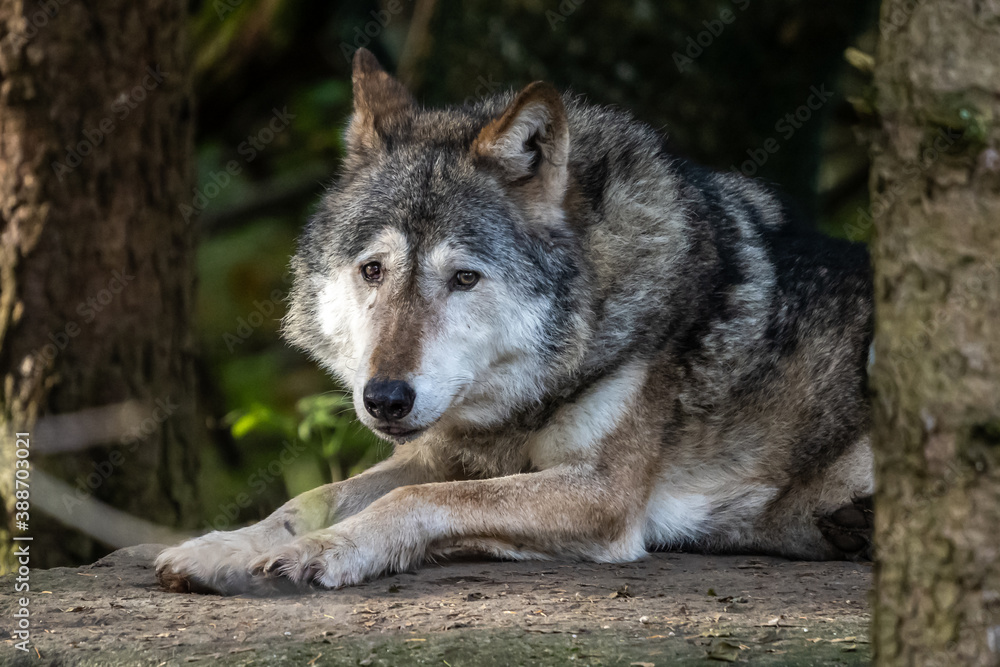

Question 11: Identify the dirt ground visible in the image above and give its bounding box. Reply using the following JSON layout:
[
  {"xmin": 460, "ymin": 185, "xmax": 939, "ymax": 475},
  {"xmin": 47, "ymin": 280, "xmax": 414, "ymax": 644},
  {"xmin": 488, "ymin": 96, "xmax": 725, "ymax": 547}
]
[{"xmin": 2, "ymin": 544, "xmax": 872, "ymax": 665}]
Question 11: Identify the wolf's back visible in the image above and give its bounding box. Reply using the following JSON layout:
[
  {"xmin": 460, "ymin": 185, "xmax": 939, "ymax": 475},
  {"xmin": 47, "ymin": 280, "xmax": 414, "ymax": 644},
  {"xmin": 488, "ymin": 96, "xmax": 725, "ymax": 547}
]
[{"xmin": 559, "ymin": 98, "xmax": 872, "ymax": 483}]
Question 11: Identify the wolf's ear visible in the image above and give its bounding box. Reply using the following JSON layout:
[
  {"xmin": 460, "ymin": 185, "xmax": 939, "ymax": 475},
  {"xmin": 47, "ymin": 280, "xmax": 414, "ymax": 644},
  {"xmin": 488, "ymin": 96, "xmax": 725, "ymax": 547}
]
[
  {"xmin": 346, "ymin": 48, "xmax": 415, "ymax": 156},
  {"xmin": 473, "ymin": 82, "xmax": 569, "ymax": 213}
]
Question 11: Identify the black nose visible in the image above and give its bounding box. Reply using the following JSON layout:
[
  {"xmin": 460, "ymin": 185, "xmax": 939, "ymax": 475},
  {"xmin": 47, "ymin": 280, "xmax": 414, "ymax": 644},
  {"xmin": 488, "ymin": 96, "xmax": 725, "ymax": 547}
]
[{"xmin": 363, "ymin": 378, "xmax": 415, "ymax": 421}]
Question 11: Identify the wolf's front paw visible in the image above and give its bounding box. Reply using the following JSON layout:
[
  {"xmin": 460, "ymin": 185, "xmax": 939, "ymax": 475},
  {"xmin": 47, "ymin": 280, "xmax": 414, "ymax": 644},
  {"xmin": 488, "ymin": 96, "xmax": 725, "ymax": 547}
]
[
  {"xmin": 251, "ymin": 536, "xmax": 334, "ymax": 589},
  {"xmin": 155, "ymin": 531, "xmax": 269, "ymax": 595},
  {"xmin": 254, "ymin": 520, "xmax": 421, "ymax": 590}
]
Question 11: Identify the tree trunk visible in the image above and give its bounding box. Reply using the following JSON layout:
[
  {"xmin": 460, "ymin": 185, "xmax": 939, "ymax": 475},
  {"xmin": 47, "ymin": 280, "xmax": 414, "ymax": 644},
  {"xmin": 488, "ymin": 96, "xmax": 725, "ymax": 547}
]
[
  {"xmin": 0, "ymin": 0, "xmax": 201, "ymax": 568},
  {"xmin": 869, "ymin": 0, "xmax": 1000, "ymax": 664}
]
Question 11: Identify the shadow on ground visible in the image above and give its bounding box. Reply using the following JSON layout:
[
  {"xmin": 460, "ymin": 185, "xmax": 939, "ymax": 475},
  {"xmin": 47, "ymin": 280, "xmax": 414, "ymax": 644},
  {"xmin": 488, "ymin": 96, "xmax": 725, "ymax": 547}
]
[{"xmin": 1, "ymin": 544, "xmax": 871, "ymax": 665}]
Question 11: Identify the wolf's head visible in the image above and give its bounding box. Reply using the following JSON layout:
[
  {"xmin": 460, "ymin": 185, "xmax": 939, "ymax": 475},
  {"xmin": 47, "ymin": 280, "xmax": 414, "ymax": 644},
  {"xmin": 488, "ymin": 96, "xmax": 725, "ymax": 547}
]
[{"xmin": 284, "ymin": 49, "xmax": 591, "ymax": 441}]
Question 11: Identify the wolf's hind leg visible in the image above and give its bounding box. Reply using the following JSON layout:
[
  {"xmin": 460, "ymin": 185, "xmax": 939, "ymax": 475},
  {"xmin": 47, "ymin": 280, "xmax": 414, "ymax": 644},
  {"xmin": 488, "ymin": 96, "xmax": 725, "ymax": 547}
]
[
  {"xmin": 747, "ymin": 436, "xmax": 873, "ymax": 560},
  {"xmin": 817, "ymin": 495, "xmax": 873, "ymax": 560}
]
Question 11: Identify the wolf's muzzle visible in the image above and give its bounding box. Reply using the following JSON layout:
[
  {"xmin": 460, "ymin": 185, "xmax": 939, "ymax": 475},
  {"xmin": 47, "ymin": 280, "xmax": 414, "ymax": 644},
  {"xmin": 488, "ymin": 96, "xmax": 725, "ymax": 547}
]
[{"xmin": 363, "ymin": 378, "xmax": 416, "ymax": 421}]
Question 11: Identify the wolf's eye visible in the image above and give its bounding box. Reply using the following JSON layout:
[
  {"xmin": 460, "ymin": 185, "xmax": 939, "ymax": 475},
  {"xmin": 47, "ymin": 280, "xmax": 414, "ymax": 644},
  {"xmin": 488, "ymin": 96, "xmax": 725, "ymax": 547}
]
[
  {"xmin": 452, "ymin": 270, "xmax": 480, "ymax": 290},
  {"xmin": 361, "ymin": 261, "xmax": 383, "ymax": 283}
]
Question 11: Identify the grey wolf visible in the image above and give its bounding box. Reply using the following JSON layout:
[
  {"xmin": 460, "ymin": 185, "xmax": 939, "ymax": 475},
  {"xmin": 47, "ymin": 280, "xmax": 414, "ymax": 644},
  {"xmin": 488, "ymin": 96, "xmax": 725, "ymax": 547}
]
[{"xmin": 156, "ymin": 48, "xmax": 874, "ymax": 595}]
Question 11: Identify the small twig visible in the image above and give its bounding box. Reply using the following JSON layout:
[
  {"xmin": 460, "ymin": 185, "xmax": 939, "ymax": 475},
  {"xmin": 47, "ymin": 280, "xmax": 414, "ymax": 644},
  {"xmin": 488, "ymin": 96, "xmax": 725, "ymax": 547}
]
[
  {"xmin": 396, "ymin": 0, "xmax": 439, "ymax": 89},
  {"xmin": 31, "ymin": 468, "xmax": 191, "ymax": 547}
]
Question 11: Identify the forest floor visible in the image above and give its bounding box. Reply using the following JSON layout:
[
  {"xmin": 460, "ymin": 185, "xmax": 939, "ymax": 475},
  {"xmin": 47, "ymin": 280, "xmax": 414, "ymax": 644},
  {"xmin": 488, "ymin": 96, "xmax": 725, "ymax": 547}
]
[{"xmin": 2, "ymin": 544, "xmax": 872, "ymax": 666}]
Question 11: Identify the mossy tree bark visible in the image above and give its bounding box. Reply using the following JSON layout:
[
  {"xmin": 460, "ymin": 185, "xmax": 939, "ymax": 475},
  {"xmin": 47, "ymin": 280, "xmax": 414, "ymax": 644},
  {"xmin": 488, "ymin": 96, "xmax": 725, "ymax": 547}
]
[
  {"xmin": 869, "ymin": 0, "xmax": 1000, "ymax": 663},
  {"xmin": 0, "ymin": 0, "xmax": 201, "ymax": 568}
]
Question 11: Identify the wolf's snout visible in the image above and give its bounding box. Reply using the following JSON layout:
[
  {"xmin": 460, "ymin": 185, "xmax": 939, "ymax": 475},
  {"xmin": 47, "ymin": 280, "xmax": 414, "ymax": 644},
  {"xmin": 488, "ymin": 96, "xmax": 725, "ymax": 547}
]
[{"xmin": 363, "ymin": 378, "xmax": 416, "ymax": 421}]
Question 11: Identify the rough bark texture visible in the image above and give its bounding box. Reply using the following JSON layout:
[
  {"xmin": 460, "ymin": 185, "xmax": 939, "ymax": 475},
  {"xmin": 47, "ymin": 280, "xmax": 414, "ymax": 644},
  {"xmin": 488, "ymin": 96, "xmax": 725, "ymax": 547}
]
[
  {"xmin": 869, "ymin": 0, "xmax": 1000, "ymax": 664},
  {"xmin": 0, "ymin": 0, "xmax": 200, "ymax": 568}
]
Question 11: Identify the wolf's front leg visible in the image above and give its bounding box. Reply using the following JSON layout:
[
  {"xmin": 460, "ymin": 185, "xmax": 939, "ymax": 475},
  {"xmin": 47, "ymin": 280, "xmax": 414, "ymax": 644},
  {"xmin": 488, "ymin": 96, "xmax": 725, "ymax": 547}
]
[
  {"xmin": 155, "ymin": 446, "xmax": 444, "ymax": 594},
  {"xmin": 257, "ymin": 465, "xmax": 649, "ymax": 589}
]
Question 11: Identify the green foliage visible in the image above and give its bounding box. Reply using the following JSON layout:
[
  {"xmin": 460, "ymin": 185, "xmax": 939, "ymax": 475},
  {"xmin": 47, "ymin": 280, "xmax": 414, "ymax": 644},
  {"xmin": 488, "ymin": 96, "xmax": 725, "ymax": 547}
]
[
  {"xmin": 230, "ymin": 402, "xmax": 295, "ymax": 440},
  {"xmin": 296, "ymin": 394, "xmax": 362, "ymax": 462},
  {"xmin": 299, "ymin": 394, "xmax": 386, "ymax": 488},
  {"xmin": 228, "ymin": 393, "xmax": 384, "ymax": 486}
]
